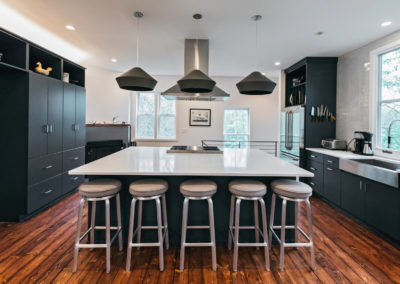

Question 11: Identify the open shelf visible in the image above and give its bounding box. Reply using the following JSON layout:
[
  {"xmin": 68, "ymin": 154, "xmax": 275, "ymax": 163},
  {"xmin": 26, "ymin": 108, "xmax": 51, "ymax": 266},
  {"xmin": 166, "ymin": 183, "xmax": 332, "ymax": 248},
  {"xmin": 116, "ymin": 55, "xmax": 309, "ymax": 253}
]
[
  {"xmin": 0, "ymin": 30, "xmax": 27, "ymax": 70},
  {"xmin": 63, "ymin": 60, "xmax": 85, "ymax": 87},
  {"xmin": 286, "ymin": 64, "xmax": 307, "ymax": 107},
  {"xmin": 29, "ymin": 45, "xmax": 62, "ymax": 80}
]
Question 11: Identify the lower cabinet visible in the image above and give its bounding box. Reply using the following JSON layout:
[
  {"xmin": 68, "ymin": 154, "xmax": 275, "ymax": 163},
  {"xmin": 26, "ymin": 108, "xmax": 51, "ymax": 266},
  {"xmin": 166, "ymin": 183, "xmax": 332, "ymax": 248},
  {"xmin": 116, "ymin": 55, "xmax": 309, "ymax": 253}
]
[
  {"xmin": 341, "ymin": 172, "xmax": 365, "ymax": 220},
  {"xmin": 323, "ymin": 165, "xmax": 341, "ymax": 206},
  {"xmin": 27, "ymin": 175, "xmax": 62, "ymax": 214},
  {"xmin": 62, "ymin": 173, "xmax": 84, "ymax": 194}
]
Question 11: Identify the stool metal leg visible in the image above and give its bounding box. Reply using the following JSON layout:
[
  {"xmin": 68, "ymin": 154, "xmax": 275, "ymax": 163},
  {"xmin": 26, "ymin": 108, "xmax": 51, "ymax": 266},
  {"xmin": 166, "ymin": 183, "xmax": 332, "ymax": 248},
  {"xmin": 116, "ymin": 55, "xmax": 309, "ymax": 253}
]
[
  {"xmin": 254, "ymin": 200, "xmax": 259, "ymax": 249},
  {"xmin": 233, "ymin": 198, "xmax": 241, "ymax": 272},
  {"xmin": 227, "ymin": 195, "xmax": 235, "ymax": 250},
  {"xmin": 90, "ymin": 201, "xmax": 96, "ymax": 250},
  {"xmin": 116, "ymin": 193, "xmax": 123, "ymax": 251},
  {"xmin": 162, "ymin": 194, "xmax": 169, "ymax": 249},
  {"xmin": 305, "ymin": 198, "xmax": 316, "ymax": 270},
  {"xmin": 73, "ymin": 198, "xmax": 85, "ymax": 273},
  {"xmin": 294, "ymin": 201, "xmax": 299, "ymax": 245},
  {"xmin": 280, "ymin": 199, "xmax": 287, "ymax": 271},
  {"xmin": 268, "ymin": 193, "xmax": 276, "ymax": 249},
  {"xmin": 105, "ymin": 199, "xmax": 111, "ymax": 273},
  {"xmin": 136, "ymin": 200, "xmax": 143, "ymax": 249},
  {"xmin": 207, "ymin": 198, "xmax": 217, "ymax": 271},
  {"xmin": 180, "ymin": 197, "xmax": 189, "ymax": 271},
  {"xmin": 155, "ymin": 197, "xmax": 164, "ymax": 271},
  {"xmin": 259, "ymin": 198, "xmax": 270, "ymax": 271},
  {"xmin": 126, "ymin": 198, "xmax": 136, "ymax": 271}
]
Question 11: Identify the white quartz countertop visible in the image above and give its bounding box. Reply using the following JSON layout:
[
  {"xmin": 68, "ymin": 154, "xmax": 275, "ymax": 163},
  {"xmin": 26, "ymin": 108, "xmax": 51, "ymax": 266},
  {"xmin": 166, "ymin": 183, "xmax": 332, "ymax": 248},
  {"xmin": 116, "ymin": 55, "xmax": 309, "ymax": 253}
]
[
  {"xmin": 70, "ymin": 146, "xmax": 313, "ymax": 177},
  {"xmin": 305, "ymin": 148, "xmax": 372, "ymax": 159}
]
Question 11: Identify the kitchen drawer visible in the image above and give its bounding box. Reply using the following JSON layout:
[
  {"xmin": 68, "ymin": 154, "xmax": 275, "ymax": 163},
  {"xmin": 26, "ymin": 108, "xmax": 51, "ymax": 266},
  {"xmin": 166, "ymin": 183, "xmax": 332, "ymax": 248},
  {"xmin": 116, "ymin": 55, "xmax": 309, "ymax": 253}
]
[
  {"xmin": 28, "ymin": 153, "xmax": 62, "ymax": 186},
  {"xmin": 62, "ymin": 172, "xmax": 84, "ymax": 194},
  {"xmin": 307, "ymin": 151, "xmax": 323, "ymax": 163},
  {"xmin": 307, "ymin": 159, "xmax": 323, "ymax": 178},
  {"xmin": 324, "ymin": 165, "xmax": 341, "ymax": 205},
  {"xmin": 324, "ymin": 155, "xmax": 339, "ymax": 168},
  {"xmin": 307, "ymin": 177, "xmax": 323, "ymax": 195},
  {"xmin": 63, "ymin": 147, "xmax": 85, "ymax": 172},
  {"xmin": 27, "ymin": 175, "xmax": 62, "ymax": 213}
]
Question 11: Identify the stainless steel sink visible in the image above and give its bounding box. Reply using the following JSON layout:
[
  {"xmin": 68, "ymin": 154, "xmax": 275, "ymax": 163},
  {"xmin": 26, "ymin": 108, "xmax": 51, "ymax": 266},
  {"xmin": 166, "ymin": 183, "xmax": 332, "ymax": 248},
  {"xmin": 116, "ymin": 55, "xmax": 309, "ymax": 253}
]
[{"xmin": 339, "ymin": 158, "xmax": 400, "ymax": 188}]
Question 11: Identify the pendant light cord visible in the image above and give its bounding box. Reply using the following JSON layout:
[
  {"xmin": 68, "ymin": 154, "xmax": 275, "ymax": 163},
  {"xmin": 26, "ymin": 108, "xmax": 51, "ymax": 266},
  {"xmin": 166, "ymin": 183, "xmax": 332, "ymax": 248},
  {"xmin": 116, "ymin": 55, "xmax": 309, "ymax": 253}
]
[
  {"xmin": 255, "ymin": 17, "xmax": 259, "ymax": 70},
  {"xmin": 136, "ymin": 16, "xmax": 140, "ymax": 66}
]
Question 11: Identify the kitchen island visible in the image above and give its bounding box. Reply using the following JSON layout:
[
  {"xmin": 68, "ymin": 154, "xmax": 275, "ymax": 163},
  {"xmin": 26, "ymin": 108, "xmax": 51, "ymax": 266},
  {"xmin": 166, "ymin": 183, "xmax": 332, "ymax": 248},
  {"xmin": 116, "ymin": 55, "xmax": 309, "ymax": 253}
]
[{"xmin": 70, "ymin": 146, "xmax": 313, "ymax": 244}]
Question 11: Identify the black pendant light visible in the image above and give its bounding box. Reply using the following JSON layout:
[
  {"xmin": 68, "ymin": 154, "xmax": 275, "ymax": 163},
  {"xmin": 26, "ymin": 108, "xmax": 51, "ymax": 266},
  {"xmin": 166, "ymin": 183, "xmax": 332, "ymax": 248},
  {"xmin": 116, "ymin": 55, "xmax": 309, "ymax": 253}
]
[
  {"xmin": 116, "ymin": 11, "xmax": 157, "ymax": 91},
  {"xmin": 236, "ymin": 15, "xmax": 276, "ymax": 95},
  {"xmin": 177, "ymin": 14, "xmax": 216, "ymax": 93}
]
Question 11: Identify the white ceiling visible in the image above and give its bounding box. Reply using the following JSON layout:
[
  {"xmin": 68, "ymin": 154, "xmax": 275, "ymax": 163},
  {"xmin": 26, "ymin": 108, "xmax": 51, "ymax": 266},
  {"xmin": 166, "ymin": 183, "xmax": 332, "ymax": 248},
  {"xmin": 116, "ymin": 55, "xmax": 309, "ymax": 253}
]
[{"xmin": 1, "ymin": 0, "xmax": 400, "ymax": 77}]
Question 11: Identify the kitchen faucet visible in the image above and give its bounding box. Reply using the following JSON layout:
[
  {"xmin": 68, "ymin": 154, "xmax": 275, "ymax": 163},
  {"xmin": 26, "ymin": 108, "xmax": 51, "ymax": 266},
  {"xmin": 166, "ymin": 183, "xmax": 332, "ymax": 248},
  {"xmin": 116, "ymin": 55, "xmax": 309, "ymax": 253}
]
[{"xmin": 387, "ymin": 119, "xmax": 400, "ymax": 148}]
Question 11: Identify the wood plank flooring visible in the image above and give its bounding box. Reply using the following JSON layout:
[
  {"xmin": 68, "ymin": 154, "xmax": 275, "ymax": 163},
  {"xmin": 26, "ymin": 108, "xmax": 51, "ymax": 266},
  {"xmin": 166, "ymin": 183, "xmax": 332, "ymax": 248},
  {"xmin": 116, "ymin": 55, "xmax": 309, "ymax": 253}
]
[{"xmin": 1, "ymin": 192, "xmax": 400, "ymax": 283}]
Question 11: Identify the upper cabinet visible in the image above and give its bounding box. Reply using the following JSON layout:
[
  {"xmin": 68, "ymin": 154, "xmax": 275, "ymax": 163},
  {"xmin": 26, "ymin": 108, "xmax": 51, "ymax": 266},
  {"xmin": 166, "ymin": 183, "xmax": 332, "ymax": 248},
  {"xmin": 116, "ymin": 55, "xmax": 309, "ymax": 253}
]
[{"xmin": 0, "ymin": 28, "xmax": 85, "ymax": 87}]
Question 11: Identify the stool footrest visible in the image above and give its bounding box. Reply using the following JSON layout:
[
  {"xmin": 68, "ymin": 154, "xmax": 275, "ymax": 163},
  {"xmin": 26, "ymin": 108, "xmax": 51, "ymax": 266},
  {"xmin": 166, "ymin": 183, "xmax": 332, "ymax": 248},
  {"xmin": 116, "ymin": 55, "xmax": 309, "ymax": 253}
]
[
  {"xmin": 270, "ymin": 225, "xmax": 311, "ymax": 246},
  {"xmin": 128, "ymin": 242, "xmax": 162, "ymax": 247},
  {"xmin": 186, "ymin": 225, "xmax": 210, "ymax": 229},
  {"xmin": 183, "ymin": 242, "xmax": 214, "ymax": 247}
]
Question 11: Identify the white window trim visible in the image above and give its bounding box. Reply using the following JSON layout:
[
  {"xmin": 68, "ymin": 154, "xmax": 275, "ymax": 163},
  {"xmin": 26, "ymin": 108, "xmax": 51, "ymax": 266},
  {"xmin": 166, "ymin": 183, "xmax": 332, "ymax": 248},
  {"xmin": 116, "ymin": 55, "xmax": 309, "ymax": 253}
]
[
  {"xmin": 135, "ymin": 93, "xmax": 177, "ymax": 141},
  {"xmin": 370, "ymin": 38, "xmax": 400, "ymax": 159},
  {"xmin": 223, "ymin": 108, "xmax": 251, "ymax": 141}
]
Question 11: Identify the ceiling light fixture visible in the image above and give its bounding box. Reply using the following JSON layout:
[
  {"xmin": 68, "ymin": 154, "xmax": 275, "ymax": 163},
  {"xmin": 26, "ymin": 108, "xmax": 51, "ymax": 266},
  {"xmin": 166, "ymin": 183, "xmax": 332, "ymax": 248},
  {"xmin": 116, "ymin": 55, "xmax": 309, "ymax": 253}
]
[
  {"xmin": 315, "ymin": 31, "xmax": 324, "ymax": 36},
  {"xmin": 65, "ymin": 25, "xmax": 75, "ymax": 31},
  {"xmin": 381, "ymin": 21, "xmax": 392, "ymax": 27},
  {"xmin": 274, "ymin": 62, "xmax": 281, "ymax": 66},
  {"xmin": 111, "ymin": 58, "xmax": 117, "ymax": 63},
  {"xmin": 236, "ymin": 15, "xmax": 276, "ymax": 95},
  {"xmin": 177, "ymin": 14, "xmax": 216, "ymax": 93},
  {"xmin": 116, "ymin": 11, "xmax": 157, "ymax": 91}
]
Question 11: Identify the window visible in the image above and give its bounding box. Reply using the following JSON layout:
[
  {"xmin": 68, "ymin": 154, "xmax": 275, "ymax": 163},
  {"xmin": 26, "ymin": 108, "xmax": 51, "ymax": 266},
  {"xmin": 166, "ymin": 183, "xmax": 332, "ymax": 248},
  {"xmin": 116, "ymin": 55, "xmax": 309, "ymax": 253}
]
[
  {"xmin": 378, "ymin": 47, "xmax": 400, "ymax": 150},
  {"xmin": 223, "ymin": 108, "xmax": 250, "ymax": 147},
  {"xmin": 136, "ymin": 93, "xmax": 176, "ymax": 139}
]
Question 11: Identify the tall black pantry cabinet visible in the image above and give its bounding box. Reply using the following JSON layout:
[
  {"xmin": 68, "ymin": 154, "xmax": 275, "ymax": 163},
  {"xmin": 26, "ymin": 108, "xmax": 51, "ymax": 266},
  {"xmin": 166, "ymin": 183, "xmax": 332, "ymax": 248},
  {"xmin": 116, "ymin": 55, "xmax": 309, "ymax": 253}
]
[{"xmin": 0, "ymin": 70, "xmax": 86, "ymax": 221}]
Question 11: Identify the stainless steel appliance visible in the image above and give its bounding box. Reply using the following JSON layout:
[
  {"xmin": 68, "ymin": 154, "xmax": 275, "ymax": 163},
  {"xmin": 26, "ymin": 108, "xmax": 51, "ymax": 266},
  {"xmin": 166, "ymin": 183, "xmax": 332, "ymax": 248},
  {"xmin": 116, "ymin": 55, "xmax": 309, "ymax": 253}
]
[
  {"xmin": 280, "ymin": 106, "xmax": 305, "ymax": 164},
  {"xmin": 321, "ymin": 139, "xmax": 347, "ymax": 150},
  {"xmin": 167, "ymin": 145, "xmax": 223, "ymax": 154},
  {"xmin": 353, "ymin": 131, "xmax": 373, "ymax": 156}
]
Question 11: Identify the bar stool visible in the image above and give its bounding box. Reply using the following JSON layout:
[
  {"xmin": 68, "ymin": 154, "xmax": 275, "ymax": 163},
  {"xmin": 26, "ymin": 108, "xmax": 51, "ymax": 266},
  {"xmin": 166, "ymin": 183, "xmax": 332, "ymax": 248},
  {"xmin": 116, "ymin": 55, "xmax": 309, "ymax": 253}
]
[
  {"xmin": 126, "ymin": 179, "xmax": 169, "ymax": 271},
  {"xmin": 228, "ymin": 179, "xmax": 270, "ymax": 272},
  {"xmin": 73, "ymin": 179, "xmax": 123, "ymax": 273},
  {"xmin": 269, "ymin": 179, "xmax": 315, "ymax": 271},
  {"xmin": 179, "ymin": 179, "xmax": 217, "ymax": 271}
]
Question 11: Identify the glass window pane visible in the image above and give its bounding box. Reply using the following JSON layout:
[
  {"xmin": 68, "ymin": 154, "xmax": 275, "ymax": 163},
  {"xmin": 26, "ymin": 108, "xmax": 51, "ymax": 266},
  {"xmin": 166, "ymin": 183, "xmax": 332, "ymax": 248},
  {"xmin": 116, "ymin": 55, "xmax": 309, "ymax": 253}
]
[
  {"xmin": 137, "ymin": 115, "xmax": 154, "ymax": 138},
  {"xmin": 158, "ymin": 94, "xmax": 176, "ymax": 115},
  {"xmin": 138, "ymin": 93, "xmax": 155, "ymax": 114},
  {"xmin": 380, "ymin": 102, "xmax": 400, "ymax": 150},
  {"xmin": 380, "ymin": 48, "xmax": 400, "ymax": 101},
  {"xmin": 158, "ymin": 115, "xmax": 176, "ymax": 139},
  {"xmin": 224, "ymin": 109, "xmax": 250, "ymax": 136}
]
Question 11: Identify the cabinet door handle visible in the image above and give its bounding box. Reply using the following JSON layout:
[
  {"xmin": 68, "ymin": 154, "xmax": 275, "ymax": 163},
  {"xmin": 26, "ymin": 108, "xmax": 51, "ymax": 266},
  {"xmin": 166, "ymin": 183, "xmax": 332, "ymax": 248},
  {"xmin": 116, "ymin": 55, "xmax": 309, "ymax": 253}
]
[
  {"xmin": 310, "ymin": 167, "xmax": 316, "ymax": 171},
  {"xmin": 364, "ymin": 183, "xmax": 367, "ymax": 193},
  {"xmin": 43, "ymin": 165, "xmax": 53, "ymax": 170},
  {"xmin": 326, "ymin": 167, "xmax": 333, "ymax": 171},
  {"xmin": 43, "ymin": 189, "xmax": 53, "ymax": 195},
  {"xmin": 42, "ymin": 125, "xmax": 49, "ymax": 133},
  {"xmin": 72, "ymin": 156, "xmax": 79, "ymax": 161},
  {"xmin": 71, "ymin": 177, "xmax": 79, "ymax": 181},
  {"xmin": 310, "ymin": 155, "xmax": 317, "ymax": 158},
  {"xmin": 359, "ymin": 181, "xmax": 363, "ymax": 191},
  {"xmin": 49, "ymin": 124, "xmax": 53, "ymax": 133},
  {"xmin": 327, "ymin": 160, "xmax": 334, "ymax": 164},
  {"xmin": 310, "ymin": 181, "xmax": 315, "ymax": 186}
]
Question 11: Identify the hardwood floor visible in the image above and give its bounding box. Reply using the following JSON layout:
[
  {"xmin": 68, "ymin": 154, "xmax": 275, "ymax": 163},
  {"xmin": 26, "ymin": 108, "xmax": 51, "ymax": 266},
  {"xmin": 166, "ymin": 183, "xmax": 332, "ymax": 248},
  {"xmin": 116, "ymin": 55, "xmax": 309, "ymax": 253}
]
[{"xmin": 1, "ymin": 192, "xmax": 399, "ymax": 283}]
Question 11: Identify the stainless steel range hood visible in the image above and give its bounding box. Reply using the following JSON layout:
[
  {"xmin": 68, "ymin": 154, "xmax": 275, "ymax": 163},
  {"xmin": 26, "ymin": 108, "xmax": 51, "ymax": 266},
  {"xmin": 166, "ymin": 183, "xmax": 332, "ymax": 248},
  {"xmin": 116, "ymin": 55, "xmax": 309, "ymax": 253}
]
[{"xmin": 161, "ymin": 39, "xmax": 230, "ymax": 101}]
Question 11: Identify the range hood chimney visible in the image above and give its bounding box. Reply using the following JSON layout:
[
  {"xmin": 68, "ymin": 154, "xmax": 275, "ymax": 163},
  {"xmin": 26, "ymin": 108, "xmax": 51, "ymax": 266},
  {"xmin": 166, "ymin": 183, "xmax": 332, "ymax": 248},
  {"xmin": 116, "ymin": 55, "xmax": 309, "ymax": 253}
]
[{"xmin": 161, "ymin": 39, "xmax": 230, "ymax": 101}]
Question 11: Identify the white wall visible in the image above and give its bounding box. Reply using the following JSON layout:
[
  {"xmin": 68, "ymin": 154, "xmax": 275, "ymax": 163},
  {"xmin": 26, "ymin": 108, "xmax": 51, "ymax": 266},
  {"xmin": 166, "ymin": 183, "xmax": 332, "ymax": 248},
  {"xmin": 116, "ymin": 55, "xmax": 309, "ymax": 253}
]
[
  {"xmin": 85, "ymin": 69, "xmax": 280, "ymax": 146},
  {"xmin": 85, "ymin": 66, "xmax": 132, "ymax": 124},
  {"xmin": 337, "ymin": 30, "xmax": 400, "ymax": 142}
]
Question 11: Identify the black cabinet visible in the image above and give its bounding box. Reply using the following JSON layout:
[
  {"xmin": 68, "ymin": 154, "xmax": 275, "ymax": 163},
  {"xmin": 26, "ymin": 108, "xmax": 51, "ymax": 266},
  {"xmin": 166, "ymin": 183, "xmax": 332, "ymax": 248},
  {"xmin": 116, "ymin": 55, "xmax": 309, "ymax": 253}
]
[
  {"xmin": 341, "ymin": 172, "xmax": 365, "ymax": 220},
  {"xmin": 28, "ymin": 73, "xmax": 63, "ymax": 158},
  {"xmin": 364, "ymin": 180, "xmax": 400, "ymax": 241},
  {"xmin": 323, "ymin": 165, "xmax": 341, "ymax": 206},
  {"xmin": 63, "ymin": 84, "xmax": 86, "ymax": 150}
]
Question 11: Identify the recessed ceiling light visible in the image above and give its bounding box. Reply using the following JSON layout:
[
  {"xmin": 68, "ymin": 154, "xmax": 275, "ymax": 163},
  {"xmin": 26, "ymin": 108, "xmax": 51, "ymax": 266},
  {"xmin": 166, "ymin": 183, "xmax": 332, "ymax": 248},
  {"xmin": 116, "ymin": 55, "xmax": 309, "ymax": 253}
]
[
  {"xmin": 381, "ymin": 21, "xmax": 392, "ymax": 27},
  {"xmin": 274, "ymin": 62, "xmax": 281, "ymax": 66},
  {"xmin": 111, "ymin": 58, "xmax": 117, "ymax": 63},
  {"xmin": 315, "ymin": 31, "xmax": 324, "ymax": 36},
  {"xmin": 262, "ymin": 72, "xmax": 266, "ymax": 75},
  {"xmin": 65, "ymin": 25, "xmax": 75, "ymax": 31}
]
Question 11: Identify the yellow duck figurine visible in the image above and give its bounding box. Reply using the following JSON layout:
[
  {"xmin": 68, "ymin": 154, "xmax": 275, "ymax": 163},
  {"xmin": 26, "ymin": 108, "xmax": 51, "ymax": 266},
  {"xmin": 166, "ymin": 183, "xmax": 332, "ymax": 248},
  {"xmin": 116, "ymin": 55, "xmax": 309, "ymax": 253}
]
[{"xmin": 35, "ymin": 62, "xmax": 52, "ymax": 76}]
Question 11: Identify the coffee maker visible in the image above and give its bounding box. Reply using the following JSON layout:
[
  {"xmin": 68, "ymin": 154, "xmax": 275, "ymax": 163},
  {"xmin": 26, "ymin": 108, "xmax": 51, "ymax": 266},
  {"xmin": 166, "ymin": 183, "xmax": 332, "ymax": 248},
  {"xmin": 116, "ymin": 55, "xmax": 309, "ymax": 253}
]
[{"xmin": 353, "ymin": 131, "xmax": 373, "ymax": 156}]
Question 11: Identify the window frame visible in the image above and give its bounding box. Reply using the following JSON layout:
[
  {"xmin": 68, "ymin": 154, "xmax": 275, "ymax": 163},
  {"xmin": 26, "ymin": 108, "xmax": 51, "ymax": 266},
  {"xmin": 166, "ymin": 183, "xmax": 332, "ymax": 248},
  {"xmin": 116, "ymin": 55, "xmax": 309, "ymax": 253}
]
[
  {"xmin": 223, "ymin": 108, "xmax": 251, "ymax": 143},
  {"xmin": 135, "ymin": 92, "xmax": 177, "ymax": 141},
  {"xmin": 370, "ymin": 39, "xmax": 400, "ymax": 159}
]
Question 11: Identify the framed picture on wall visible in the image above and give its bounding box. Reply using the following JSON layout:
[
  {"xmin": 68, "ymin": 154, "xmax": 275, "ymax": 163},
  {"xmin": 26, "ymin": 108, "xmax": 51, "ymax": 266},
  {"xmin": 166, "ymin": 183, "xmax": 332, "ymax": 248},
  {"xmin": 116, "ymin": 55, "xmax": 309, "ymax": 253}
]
[{"xmin": 189, "ymin": 108, "xmax": 211, "ymax": 126}]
